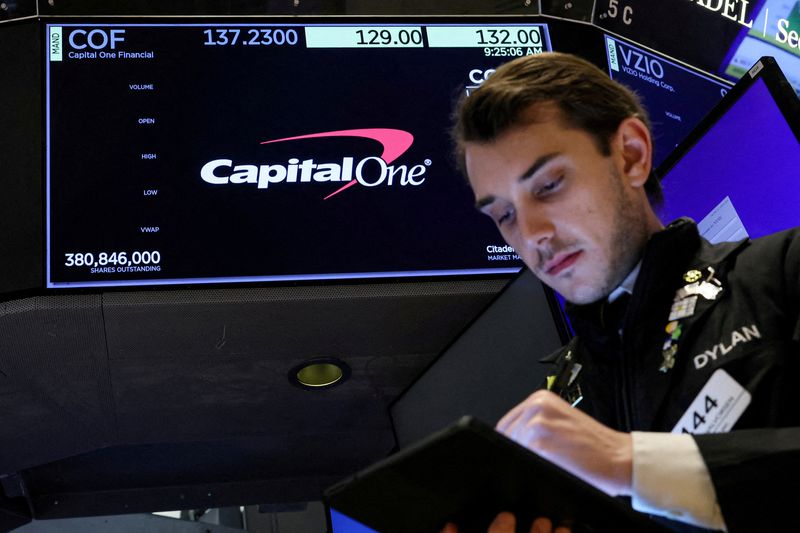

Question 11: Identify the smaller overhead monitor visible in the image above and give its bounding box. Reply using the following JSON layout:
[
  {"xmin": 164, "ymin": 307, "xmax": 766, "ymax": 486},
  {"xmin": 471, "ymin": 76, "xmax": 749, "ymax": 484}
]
[
  {"xmin": 656, "ymin": 56, "xmax": 800, "ymax": 243},
  {"xmin": 722, "ymin": 0, "xmax": 800, "ymax": 96},
  {"xmin": 604, "ymin": 34, "xmax": 732, "ymax": 167}
]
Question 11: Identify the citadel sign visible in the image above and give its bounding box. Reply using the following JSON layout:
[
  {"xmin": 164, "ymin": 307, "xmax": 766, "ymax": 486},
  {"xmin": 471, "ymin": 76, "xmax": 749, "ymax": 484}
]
[{"xmin": 687, "ymin": 0, "xmax": 755, "ymax": 28}]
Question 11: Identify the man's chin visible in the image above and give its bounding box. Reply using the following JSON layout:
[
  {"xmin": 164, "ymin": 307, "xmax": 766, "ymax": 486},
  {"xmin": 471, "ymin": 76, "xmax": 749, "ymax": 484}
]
[
  {"xmin": 531, "ymin": 268, "xmax": 609, "ymax": 305},
  {"xmin": 556, "ymin": 282, "xmax": 609, "ymax": 306}
]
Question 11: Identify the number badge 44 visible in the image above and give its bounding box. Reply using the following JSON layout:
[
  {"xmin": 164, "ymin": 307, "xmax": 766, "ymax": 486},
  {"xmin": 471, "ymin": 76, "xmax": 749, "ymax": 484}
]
[{"xmin": 672, "ymin": 369, "xmax": 751, "ymax": 434}]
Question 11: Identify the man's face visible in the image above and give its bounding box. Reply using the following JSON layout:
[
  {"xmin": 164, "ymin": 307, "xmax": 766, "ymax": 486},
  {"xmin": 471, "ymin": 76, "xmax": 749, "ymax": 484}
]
[{"xmin": 465, "ymin": 105, "xmax": 653, "ymax": 304}]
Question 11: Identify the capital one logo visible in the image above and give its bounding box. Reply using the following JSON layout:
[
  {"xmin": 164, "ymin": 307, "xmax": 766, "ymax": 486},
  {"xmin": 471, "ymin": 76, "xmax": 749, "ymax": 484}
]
[{"xmin": 200, "ymin": 128, "xmax": 431, "ymax": 200}]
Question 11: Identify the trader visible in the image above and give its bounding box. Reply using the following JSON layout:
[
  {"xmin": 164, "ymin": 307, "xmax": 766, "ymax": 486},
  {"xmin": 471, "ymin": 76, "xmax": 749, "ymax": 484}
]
[{"xmin": 449, "ymin": 52, "xmax": 800, "ymax": 532}]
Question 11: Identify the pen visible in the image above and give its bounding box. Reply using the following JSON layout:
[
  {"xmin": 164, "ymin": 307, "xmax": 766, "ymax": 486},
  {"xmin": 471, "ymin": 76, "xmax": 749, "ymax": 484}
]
[{"xmin": 547, "ymin": 339, "xmax": 583, "ymax": 407}]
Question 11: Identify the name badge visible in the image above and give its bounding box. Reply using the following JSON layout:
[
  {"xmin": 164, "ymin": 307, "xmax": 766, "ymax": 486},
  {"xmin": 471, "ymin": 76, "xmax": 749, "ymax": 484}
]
[{"xmin": 671, "ymin": 369, "xmax": 751, "ymax": 434}]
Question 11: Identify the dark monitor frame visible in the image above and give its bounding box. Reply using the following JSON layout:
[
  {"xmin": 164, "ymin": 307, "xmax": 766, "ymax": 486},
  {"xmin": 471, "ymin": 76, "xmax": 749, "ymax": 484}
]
[
  {"xmin": 5, "ymin": 14, "xmax": 621, "ymax": 300},
  {"xmin": 387, "ymin": 267, "xmax": 572, "ymax": 447}
]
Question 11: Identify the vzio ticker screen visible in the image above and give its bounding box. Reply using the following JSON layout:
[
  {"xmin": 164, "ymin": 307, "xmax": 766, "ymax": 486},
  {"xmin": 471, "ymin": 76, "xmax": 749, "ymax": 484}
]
[
  {"xmin": 45, "ymin": 21, "xmax": 551, "ymax": 288},
  {"xmin": 604, "ymin": 35, "xmax": 732, "ymax": 166}
]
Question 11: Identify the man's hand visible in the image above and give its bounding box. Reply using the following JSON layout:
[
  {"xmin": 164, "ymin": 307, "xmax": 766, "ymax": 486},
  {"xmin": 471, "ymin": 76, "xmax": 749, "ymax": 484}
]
[
  {"xmin": 496, "ymin": 389, "xmax": 633, "ymax": 496},
  {"xmin": 442, "ymin": 513, "xmax": 571, "ymax": 533}
]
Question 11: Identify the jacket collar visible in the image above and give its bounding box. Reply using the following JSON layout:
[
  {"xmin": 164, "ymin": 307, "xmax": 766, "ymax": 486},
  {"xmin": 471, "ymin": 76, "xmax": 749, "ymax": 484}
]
[
  {"xmin": 566, "ymin": 217, "xmax": 704, "ymax": 338},
  {"xmin": 539, "ymin": 219, "xmax": 747, "ymax": 364},
  {"xmin": 558, "ymin": 218, "xmax": 749, "ymax": 430}
]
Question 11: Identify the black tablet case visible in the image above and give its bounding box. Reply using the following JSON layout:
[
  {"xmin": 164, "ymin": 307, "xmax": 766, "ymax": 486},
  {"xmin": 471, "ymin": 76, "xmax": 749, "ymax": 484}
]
[{"xmin": 325, "ymin": 416, "xmax": 670, "ymax": 533}]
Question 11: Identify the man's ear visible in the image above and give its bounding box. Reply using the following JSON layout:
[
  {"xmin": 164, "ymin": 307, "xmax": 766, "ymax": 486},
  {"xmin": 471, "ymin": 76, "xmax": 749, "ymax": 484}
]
[{"xmin": 615, "ymin": 117, "xmax": 652, "ymax": 188}]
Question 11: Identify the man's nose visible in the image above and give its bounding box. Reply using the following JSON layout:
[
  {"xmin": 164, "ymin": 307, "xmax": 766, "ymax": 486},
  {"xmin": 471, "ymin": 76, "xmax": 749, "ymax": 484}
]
[{"xmin": 518, "ymin": 210, "xmax": 554, "ymax": 248}]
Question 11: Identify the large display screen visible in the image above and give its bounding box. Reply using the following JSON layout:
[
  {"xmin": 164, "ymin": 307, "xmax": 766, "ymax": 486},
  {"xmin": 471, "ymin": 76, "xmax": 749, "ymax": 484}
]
[{"xmin": 45, "ymin": 21, "xmax": 551, "ymax": 287}]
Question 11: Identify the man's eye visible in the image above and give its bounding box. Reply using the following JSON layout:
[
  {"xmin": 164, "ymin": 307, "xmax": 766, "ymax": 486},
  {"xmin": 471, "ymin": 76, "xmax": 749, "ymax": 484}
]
[
  {"xmin": 536, "ymin": 176, "xmax": 564, "ymax": 196},
  {"xmin": 496, "ymin": 208, "xmax": 514, "ymax": 226}
]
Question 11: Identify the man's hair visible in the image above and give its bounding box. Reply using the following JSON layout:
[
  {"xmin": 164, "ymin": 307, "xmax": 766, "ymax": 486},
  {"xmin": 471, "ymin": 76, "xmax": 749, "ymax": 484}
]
[{"xmin": 452, "ymin": 52, "xmax": 662, "ymax": 205}]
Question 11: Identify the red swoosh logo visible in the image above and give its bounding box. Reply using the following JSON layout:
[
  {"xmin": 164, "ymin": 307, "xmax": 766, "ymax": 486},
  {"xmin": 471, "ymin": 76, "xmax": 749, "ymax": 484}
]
[{"xmin": 260, "ymin": 128, "xmax": 414, "ymax": 199}]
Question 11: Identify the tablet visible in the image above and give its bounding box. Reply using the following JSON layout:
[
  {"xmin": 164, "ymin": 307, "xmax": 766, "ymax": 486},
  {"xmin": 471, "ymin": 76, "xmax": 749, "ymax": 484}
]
[{"xmin": 325, "ymin": 416, "xmax": 669, "ymax": 533}]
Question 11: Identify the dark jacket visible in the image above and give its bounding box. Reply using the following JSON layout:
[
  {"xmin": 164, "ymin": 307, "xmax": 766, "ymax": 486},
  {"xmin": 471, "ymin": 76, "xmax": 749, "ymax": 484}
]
[{"xmin": 548, "ymin": 218, "xmax": 800, "ymax": 532}]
